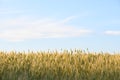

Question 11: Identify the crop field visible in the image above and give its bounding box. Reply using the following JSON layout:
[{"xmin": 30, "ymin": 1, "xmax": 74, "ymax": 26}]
[{"xmin": 0, "ymin": 50, "xmax": 120, "ymax": 80}]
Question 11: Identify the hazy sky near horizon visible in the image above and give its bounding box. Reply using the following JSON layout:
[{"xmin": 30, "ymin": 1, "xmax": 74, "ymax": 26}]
[{"xmin": 0, "ymin": 0, "xmax": 120, "ymax": 52}]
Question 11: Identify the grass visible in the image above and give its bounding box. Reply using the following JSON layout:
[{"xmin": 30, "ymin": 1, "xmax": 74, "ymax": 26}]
[{"xmin": 0, "ymin": 50, "xmax": 120, "ymax": 80}]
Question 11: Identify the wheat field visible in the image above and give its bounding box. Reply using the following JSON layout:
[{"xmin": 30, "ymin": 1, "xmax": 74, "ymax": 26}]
[{"xmin": 0, "ymin": 50, "xmax": 120, "ymax": 80}]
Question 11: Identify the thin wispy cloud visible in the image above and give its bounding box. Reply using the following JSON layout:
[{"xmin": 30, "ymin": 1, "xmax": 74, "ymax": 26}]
[
  {"xmin": 0, "ymin": 16, "xmax": 92, "ymax": 42},
  {"xmin": 60, "ymin": 16, "xmax": 77, "ymax": 24},
  {"xmin": 1, "ymin": 0, "xmax": 15, "ymax": 2},
  {"xmin": 105, "ymin": 30, "xmax": 120, "ymax": 36},
  {"xmin": 0, "ymin": 9, "xmax": 23, "ymax": 14}
]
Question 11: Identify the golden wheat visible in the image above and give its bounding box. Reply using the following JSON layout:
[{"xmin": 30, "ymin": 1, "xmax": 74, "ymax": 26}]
[{"xmin": 0, "ymin": 50, "xmax": 120, "ymax": 80}]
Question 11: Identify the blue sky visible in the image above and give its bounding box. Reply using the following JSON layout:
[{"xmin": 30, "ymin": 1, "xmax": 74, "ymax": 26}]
[{"xmin": 0, "ymin": 0, "xmax": 120, "ymax": 52}]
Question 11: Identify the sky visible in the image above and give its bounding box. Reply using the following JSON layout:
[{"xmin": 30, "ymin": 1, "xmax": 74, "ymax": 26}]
[{"xmin": 0, "ymin": 0, "xmax": 120, "ymax": 53}]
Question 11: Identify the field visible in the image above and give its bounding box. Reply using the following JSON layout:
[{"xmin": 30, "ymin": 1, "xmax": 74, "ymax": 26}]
[{"xmin": 0, "ymin": 50, "xmax": 120, "ymax": 80}]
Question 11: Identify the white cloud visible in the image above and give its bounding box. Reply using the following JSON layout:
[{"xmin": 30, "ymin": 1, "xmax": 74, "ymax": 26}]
[
  {"xmin": 0, "ymin": 16, "xmax": 92, "ymax": 42},
  {"xmin": 105, "ymin": 30, "xmax": 120, "ymax": 35}
]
